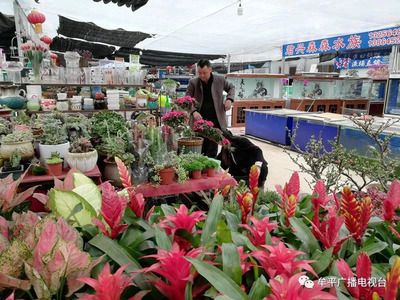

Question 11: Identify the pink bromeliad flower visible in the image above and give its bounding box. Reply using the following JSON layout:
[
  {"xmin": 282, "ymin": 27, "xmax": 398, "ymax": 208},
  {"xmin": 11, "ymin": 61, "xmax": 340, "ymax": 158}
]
[
  {"xmin": 251, "ymin": 241, "xmax": 316, "ymax": 278},
  {"xmin": 161, "ymin": 204, "xmax": 206, "ymax": 235},
  {"xmin": 240, "ymin": 216, "xmax": 278, "ymax": 247},
  {"xmin": 78, "ymin": 263, "xmax": 134, "ymax": 300},
  {"xmin": 141, "ymin": 243, "xmax": 202, "ymax": 300},
  {"xmin": 266, "ymin": 273, "xmax": 337, "ymax": 300}
]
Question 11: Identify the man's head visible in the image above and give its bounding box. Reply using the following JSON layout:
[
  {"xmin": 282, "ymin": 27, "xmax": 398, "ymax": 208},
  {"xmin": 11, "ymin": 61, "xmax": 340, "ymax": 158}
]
[{"xmin": 197, "ymin": 59, "xmax": 212, "ymax": 82}]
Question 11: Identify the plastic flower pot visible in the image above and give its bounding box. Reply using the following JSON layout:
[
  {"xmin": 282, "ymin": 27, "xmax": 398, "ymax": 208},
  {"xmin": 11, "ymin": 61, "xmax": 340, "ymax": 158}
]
[
  {"xmin": 191, "ymin": 169, "xmax": 202, "ymax": 179},
  {"xmin": 159, "ymin": 167, "xmax": 175, "ymax": 185},
  {"xmin": 206, "ymin": 168, "xmax": 216, "ymax": 177},
  {"xmin": 47, "ymin": 162, "xmax": 62, "ymax": 176}
]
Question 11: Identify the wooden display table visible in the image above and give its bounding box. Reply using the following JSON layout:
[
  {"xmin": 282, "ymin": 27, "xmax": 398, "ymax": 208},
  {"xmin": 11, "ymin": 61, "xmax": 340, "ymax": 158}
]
[
  {"xmin": 232, "ymin": 99, "xmax": 286, "ymax": 127},
  {"xmin": 21, "ymin": 166, "xmax": 102, "ymax": 185},
  {"xmin": 135, "ymin": 172, "xmax": 237, "ymax": 198}
]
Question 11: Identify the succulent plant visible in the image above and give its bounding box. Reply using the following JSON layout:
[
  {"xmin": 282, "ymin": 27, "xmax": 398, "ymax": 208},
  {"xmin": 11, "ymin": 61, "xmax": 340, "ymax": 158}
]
[
  {"xmin": 39, "ymin": 119, "xmax": 68, "ymax": 145},
  {"xmin": 69, "ymin": 137, "xmax": 95, "ymax": 153},
  {"xmin": 10, "ymin": 150, "xmax": 22, "ymax": 168},
  {"xmin": 46, "ymin": 152, "xmax": 63, "ymax": 164},
  {"xmin": 1, "ymin": 131, "xmax": 33, "ymax": 143},
  {"xmin": 0, "ymin": 117, "xmax": 12, "ymax": 135}
]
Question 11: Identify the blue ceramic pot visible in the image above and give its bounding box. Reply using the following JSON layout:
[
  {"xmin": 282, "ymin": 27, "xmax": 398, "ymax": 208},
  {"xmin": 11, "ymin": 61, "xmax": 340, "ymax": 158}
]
[{"xmin": 0, "ymin": 96, "xmax": 26, "ymax": 109}]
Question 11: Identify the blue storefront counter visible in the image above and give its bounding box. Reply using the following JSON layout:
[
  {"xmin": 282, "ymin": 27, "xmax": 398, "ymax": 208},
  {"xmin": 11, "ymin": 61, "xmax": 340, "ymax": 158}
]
[{"xmin": 245, "ymin": 109, "xmax": 311, "ymax": 145}]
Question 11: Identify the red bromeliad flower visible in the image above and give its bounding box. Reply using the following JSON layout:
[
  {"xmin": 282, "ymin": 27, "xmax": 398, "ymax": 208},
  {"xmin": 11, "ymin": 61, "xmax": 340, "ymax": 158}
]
[
  {"xmin": 236, "ymin": 246, "xmax": 254, "ymax": 274},
  {"xmin": 311, "ymin": 180, "xmax": 329, "ymax": 225},
  {"xmin": 309, "ymin": 213, "xmax": 350, "ymax": 255},
  {"xmin": 275, "ymin": 172, "xmax": 300, "ymax": 226},
  {"xmin": 374, "ymin": 256, "xmax": 400, "ymax": 300},
  {"xmin": 336, "ymin": 252, "xmax": 384, "ymax": 299},
  {"xmin": 383, "ymin": 180, "xmax": 400, "ymax": 223},
  {"xmin": 340, "ymin": 187, "xmax": 373, "ymax": 245},
  {"xmin": 92, "ymin": 182, "xmax": 128, "ymax": 239},
  {"xmin": 236, "ymin": 191, "xmax": 253, "ymax": 224},
  {"xmin": 249, "ymin": 165, "xmax": 260, "ymax": 214},
  {"xmin": 78, "ymin": 263, "xmax": 133, "ymax": 300},
  {"xmin": 266, "ymin": 273, "xmax": 337, "ymax": 300},
  {"xmin": 240, "ymin": 216, "xmax": 277, "ymax": 247},
  {"xmin": 141, "ymin": 243, "xmax": 202, "ymax": 300},
  {"xmin": 252, "ymin": 241, "xmax": 316, "ymax": 278},
  {"xmin": 161, "ymin": 204, "xmax": 205, "ymax": 235}
]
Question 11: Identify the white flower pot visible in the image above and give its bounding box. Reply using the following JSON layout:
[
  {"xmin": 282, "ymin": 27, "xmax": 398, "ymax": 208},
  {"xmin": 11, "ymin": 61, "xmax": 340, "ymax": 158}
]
[
  {"xmin": 65, "ymin": 150, "xmax": 98, "ymax": 172},
  {"xmin": 39, "ymin": 142, "xmax": 70, "ymax": 166}
]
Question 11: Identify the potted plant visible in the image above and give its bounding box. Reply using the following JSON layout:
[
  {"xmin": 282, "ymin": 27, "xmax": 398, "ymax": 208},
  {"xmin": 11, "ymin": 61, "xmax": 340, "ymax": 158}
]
[
  {"xmin": 99, "ymin": 135, "xmax": 135, "ymax": 187},
  {"xmin": 37, "ymin": 118, "xmax": 70, "ymax": 164},
  {"xmin": 64, "ymin": 113, "xmax": 90, "ymax": 140},
  {"xmin": 150, "ymin": 152, "xmax": 187, "ymax": 185},
  {"xmin": 174, "ymin": 95, "xmax": 196, "ymax": 112},
  {"xmin": 0, "ymin": 117, "xmax": 12, "ymax": 136},
  {"xmin": 46, "ymin": 152, "xmax": 63, "ymax": 176},
  {"xmin": 65, "ymin": 137, "xmax": 98, "ymax": 172},
  {"xmin": 0, "ymin": 131, "xmax": 34, "ymax": 160},
  {"xmin": 185, "ymin": 160, "xmax": 204, "ymax": 179},
  {"xmin": 30, "ymin": 158, "xmax": 46, "ymax": 176},
  {"xmin": 0, "ymin": 150, "xmax": 24, "ymax": 180},
  {"xmin": 204, "ymin": 158, "xmax": 219, "ymax": 177},
  {"xmin": 162, "ymin": 78, "xmax": 177, "ymax": 95}
]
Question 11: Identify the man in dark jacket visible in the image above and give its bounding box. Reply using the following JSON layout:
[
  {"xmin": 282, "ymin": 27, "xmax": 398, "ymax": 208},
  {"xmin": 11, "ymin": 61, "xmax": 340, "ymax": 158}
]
[{"xmin": 186, "ymin": 59, "xmax": 235, "ymax": 157}]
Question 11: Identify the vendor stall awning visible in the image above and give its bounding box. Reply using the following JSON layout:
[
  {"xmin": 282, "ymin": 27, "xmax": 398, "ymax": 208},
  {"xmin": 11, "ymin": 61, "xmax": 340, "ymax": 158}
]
[
  {"xmin": 91, "ymin": 0, "xmax": 148, "ymax": 11},
  {"xmin": 57, "ymin": 15, "xmax": 151, "ymax": 48},
  {"xmin": 114, "ymin": 47, "xmax": 225, "ymax": 66}
]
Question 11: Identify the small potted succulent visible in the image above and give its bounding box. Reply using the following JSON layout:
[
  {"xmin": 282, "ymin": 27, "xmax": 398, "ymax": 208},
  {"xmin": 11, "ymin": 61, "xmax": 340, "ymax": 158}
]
[
  {"xmin": 65, "ymin": 137, "xmax": 98, "ymax": 172},
  {"xmin": 0, "ymin": 131, "xmax": 34, "ymax": 160},
  {"xmin": 30, "ymin": 158, "xmax": 46, "ymax": 176},
  {"xmin": 46, "ymin": 152, "xmax": 63, "ymax": 176},
  {"xmin": 151, "ymin": 152, "xmax": 187, "ymax": 185},
  {"xmin": 0, "ymin": 150, "xmax": 24, "ymax": 180}
]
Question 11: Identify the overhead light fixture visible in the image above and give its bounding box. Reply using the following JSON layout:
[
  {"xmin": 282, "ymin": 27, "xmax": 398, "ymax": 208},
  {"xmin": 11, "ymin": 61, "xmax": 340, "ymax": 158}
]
[{"xmin": 237, "ymin": 0, "xmax": 243, "ymax": 16}]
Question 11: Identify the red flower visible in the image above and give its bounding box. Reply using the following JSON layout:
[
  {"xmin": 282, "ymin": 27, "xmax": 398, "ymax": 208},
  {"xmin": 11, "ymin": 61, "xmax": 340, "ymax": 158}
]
[
  {"xmin": 236, "ymin": 191, "xmax": 253, "ymax": 224},
  {"xmin": 275, "ymin": 172, "xmax": 300, "ymax": 226},
  {"xmin": 249, "ymin": 165, "xmax": 260, "ymax": 214},
  {"xmin": 78, "ymin": 263, "xmax": 133, "ymax": 300},
  {"xmin": 161, "ymin": 204, "xmax": 205, "ymax": 235},
  {"xmin": 266, "ymin": 273, "xmax": 337, "ymax": 300},
  {"xmin": 336, "ymin": 252, "xmax": 384, "ymax": 299},
  {"xmin": 309, "ymin": 213, "xmax": 350, "ymax": 255},
  {"xmin": 92, "ymin": 182, "xmax": 128, "ymax": 239},
  {"xmin": 252, "ymin": 241, "xmax": 316, "ymax": 278},
  {"xmin": 240, "ymin": 216, "xmax": 277, "ymax": 246},
  {"xmin": 383, "ymin": 180, "xmax": 400, "ymax": 222},
  {"xmin": 141, "ymin": 243, "xmax": 202, "ymax": 300},
  {"xmin": 381, "ymin": 256, "xmax": 400, "ymax": 300},
  {"xmin": 340, "ymin": 187, "xmax": 372, "ymax": 245}
]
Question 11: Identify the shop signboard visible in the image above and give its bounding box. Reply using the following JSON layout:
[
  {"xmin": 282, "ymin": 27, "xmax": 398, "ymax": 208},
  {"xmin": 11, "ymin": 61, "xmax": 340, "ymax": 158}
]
[
  {"xmin": 282, "ymin": 26, "xmax": 400, "ymax": 57},
  {"xmin": 333, "ymin": 48, "xmax": 391, "ymax": 69}
]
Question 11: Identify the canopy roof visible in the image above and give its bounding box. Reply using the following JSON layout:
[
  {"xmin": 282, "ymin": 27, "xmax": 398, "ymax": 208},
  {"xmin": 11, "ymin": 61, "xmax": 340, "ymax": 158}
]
[{"xmin": 1, "ymin": 0, "xmax": 400, "ymax": 62}]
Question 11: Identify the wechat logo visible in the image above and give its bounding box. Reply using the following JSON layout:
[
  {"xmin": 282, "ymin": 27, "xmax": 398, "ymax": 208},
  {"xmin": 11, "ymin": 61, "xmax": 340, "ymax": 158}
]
[{"xmin": 298, "ymin": 275, "xmax": 314, "ymax": 288}]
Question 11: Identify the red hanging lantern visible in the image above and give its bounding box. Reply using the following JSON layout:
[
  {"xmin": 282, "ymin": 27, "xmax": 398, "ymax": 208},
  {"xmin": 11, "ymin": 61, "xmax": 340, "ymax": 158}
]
[
  {"xmin": 40, "ymin": 35, "xmax": 52, "ymax": 45},
  {"xmin": 50, "ymin": 52, "xmax": 58, "ymax": 60},
  {"xmin": 27, "ymin": 9, "xmax": 46, "ymax": 33}
]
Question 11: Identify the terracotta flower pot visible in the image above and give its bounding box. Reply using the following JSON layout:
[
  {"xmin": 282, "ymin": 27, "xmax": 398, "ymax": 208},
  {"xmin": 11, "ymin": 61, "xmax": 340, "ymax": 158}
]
[
  {"xmin": 207, "ymin": 168, "xmax": 216, "ymax": 177},
  {"xmin": 47, "ymin": 162, "xmax": 63, "ymax": 176},
  {"xmin": 191, "ymin": 169, "xmax": 202, "ymax": 179},
  {"xmin": 159, "ymin": 167, "xmax": 175, "ymax": 185}
]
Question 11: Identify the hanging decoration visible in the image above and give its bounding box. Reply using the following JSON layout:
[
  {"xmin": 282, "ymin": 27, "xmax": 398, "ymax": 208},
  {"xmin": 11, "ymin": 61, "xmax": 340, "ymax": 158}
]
[
  {"xmin": 27, "ymin": 9, "xmax": 46, "ymax": 33},
  {"xmin": 40, "ymin": 35, "xmax": 52, "ymax": 45}
]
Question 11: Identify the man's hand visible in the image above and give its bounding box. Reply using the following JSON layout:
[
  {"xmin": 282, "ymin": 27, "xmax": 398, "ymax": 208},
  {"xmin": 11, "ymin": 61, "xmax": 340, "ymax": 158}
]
[
  {"xmin": 192, "ymin": 111, "xmax": 202, "ymax": 120},
  {"xmin": 224, "ymin": 100, "xmax": 233, "ymax": 111}
]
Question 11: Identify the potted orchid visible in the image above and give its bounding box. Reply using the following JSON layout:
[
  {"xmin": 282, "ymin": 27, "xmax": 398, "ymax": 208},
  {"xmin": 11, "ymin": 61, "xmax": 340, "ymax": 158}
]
[{"xmin": 20, "ymin": 40, "xmax": 49, "ymax": 82}]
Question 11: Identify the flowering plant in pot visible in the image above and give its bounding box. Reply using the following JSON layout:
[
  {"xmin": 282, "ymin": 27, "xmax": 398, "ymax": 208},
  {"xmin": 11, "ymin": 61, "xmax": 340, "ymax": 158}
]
[
  {"xmin": 45, "ymin": 152, "xmax": 63, "ymax": 176},
  {"xmin": 174, "ymin": 95, "xmax": 196, "ymax": 111},
  {"xmin": 193, "ymin": 118, "xmax": 224, "ymax": 144},
  {"xmin": 161, "ymin": 110, "xmax": 188, "ymax": 129},
  {"xmin": 20, "ymin": 40, "xmax": 49, "ymax": 82}
]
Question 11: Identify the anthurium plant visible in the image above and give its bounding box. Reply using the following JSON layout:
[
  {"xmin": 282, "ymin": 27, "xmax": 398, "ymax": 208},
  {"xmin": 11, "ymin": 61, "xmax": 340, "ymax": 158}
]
[{"xmin": 0, "ymin": 160, "xmax": 399, "ymax": 300}]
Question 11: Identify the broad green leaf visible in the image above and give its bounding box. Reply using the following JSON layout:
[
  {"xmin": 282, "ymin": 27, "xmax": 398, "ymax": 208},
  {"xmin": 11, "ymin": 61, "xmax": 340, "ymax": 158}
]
[
  {"xmin": 222, "ymin": 243, "xmax": 242, "ymax": 285},
  {"xmin": 311, "ymin": 248, "xmax": 333, "ymax": 274},
  {"xmin": 49, "ymin": 189, "xmax": 96, "ymax": 227},
  {"xmin": 290, "ymin": 217, "xmax": 320, "ymax": 253},
  {"xmin": 224, "ymin": 211, "xmax": 240, "ymax": 232},
  {"xmin": 248, "ymin": 275, "xmax": 269, "ymax": 300},
  {"xmin": 217, "ymin": 220, "xmax": 233, "ymax": 244},
  {"xmin": 89, "ymin": 234, "xmax": 148, "ymax": 289},
  {"xmin": 231, "ymin": 232, "xmax": 257, "ymax": 251},
  {"xmin": 215, "ymin": 296, "xmax": 234, "ymax": 300},
  {"xmin": 187, "ymin": 258, "xmax": 249, "ymax": 300},
  {"xmin": 66, "ymin": 203, "xmax": 83, "ymax": 220},
  {"xmin": 201, "ymin": 195, "xmax": 223, "ymax": 247},
  {"xmin": 73, "ymin": 172, "xmax": 95, "ymax": 187},
  {"xmin": 73, "ymin": 183, "xmax": 102, "ymax": 214},
  {"xmin": 161, "ymin": 204, "xmax": 176, "ymax": 216},
  {"xmin": 154, "ymin": 226, "xmax": 172, "ymax": 250},
  {"xmin": 347, "ymin": 241, "xmax": 388, "ymax": 267},
  {"xmin": 185, "ymin": 280, "xmax": 193, "ymax": 300}
]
